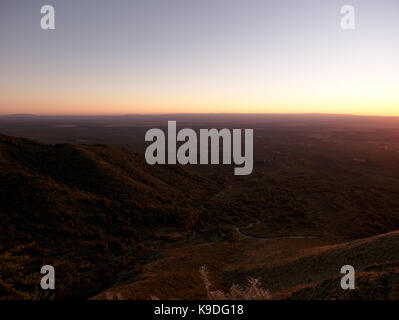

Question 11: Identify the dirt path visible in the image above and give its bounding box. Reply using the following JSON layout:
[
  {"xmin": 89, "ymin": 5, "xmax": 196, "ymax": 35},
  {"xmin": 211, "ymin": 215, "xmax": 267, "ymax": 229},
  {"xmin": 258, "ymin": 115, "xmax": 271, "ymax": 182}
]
[{"xmin": 235, "ymin": 220, "xmax": 320, "ymax": 241}]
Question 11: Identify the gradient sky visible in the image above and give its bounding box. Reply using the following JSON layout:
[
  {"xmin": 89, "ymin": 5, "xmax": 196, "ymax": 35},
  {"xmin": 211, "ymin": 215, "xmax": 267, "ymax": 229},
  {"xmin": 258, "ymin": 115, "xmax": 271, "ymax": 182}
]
[{"xmin": 0, "ymin": 0, "xmax": 398, "ymax": 115}]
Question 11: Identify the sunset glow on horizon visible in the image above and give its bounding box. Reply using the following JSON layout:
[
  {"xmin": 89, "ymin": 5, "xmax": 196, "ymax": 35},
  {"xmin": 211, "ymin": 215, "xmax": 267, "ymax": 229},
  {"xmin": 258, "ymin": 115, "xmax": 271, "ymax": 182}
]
[{"xmin": 1, "ymin": 0, "xmax": 398, "ymax": 116}]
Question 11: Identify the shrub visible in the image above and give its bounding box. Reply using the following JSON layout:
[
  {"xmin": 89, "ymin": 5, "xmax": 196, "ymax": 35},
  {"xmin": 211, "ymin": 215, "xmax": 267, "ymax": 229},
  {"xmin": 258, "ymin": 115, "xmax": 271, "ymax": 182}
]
[{"xmin": 199, "ymin": 266, "xmax": 270, "ymax": 300}]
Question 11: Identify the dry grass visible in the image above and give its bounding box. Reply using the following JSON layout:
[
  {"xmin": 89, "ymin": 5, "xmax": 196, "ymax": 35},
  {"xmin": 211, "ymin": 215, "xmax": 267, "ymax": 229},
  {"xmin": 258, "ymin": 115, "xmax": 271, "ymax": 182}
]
[
  {"xmin": 199, "ymin": 266, "xmax": 270, "ymax": 300},
  {"xmin": 94, "ymin": 231, "xmax": 399, "ymax": 300}
]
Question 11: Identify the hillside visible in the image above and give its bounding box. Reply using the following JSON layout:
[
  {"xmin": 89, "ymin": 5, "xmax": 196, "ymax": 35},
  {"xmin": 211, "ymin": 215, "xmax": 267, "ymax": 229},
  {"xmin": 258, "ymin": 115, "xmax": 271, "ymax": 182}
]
[
  {"xmin": 0, "ymin": 134, "xmax": 220, "ymax": 299},
  {"xmin": 93, "ymin": 230, "xmax": 399, "ymax": 300},
  {"xmin": 1, "ymin": 131, "xmax": 399, "ymax": 300}
]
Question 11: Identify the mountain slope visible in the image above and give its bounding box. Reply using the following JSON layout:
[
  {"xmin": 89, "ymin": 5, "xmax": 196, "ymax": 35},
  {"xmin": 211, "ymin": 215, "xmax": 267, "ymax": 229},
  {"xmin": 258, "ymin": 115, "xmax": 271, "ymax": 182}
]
[
  {"xmin": 92, "ymin": 230, "xmax": 399, "ymax": 300},
  {"xmin": 0, "ymin": 133, "xmax": 219, "ymax": 299}
]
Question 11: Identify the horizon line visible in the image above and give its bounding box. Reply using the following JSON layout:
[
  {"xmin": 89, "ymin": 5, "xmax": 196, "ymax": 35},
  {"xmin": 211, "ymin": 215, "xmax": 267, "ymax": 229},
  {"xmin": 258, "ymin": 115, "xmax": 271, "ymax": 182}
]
[{"xmin": 1, "ymin": 112, "xmax": 399, "ymax": 118}]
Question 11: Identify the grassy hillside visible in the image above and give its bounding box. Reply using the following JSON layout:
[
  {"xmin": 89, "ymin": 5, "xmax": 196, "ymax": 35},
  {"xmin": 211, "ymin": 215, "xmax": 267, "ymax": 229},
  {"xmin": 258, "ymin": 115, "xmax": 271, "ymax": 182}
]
[{"xmin": 92, "ymin": 231, "xmax": 399, "ymax": 300}]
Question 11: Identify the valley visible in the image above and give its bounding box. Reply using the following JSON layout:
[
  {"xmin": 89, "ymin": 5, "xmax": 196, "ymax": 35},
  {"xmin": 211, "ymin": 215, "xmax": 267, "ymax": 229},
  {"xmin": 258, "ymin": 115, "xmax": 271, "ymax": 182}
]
[{"xmin": 1, "ymin": 114, "xmax": 399, "ymax": 299}]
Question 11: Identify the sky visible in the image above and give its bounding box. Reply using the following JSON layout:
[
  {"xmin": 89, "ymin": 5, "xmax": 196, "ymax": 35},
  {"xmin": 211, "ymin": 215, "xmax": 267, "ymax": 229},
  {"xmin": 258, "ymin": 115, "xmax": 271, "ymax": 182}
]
[{"xmin": 0, "ymin": 0, "xmax": 398, "ymax": 115}]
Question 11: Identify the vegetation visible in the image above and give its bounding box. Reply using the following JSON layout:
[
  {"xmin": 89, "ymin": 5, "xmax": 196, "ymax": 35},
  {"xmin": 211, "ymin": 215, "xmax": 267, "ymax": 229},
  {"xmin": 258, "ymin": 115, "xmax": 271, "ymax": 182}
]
[
  {"xmin": 1, "ymin": 117, "xmax": 399, "ymax": 300},
  {"xmin": 0, "ymin": 134, "xmax": 220, "ymax": 299},
  {"xmin": 199, "ymin": 266, "xmax": 270, "ymax": 300}
]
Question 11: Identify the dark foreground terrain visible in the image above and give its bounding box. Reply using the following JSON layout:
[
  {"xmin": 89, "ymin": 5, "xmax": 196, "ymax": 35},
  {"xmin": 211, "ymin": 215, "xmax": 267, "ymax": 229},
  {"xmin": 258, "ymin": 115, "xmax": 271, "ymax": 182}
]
[{"xmin": 1, "ymin": 114, "xmax": 399, "ymax": 299}]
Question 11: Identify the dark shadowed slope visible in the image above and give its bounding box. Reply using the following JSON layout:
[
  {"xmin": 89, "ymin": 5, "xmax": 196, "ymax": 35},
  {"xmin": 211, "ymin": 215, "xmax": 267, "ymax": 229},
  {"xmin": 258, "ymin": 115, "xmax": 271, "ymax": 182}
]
[{"xmin": 0, "ymin": 133, "xmax": 219, "ymax": 299}]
